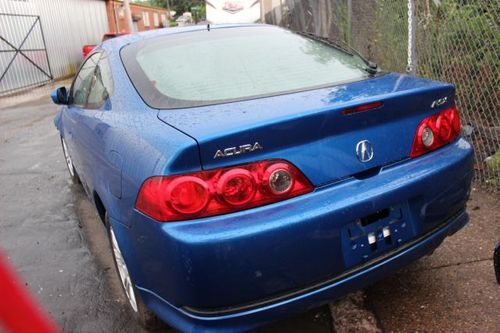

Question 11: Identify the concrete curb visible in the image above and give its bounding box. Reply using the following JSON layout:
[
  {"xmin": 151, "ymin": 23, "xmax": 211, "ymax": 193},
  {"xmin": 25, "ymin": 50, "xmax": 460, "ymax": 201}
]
[{"xmin": 329, "ymin": 291, "xmax": 382, "ymax": 333}]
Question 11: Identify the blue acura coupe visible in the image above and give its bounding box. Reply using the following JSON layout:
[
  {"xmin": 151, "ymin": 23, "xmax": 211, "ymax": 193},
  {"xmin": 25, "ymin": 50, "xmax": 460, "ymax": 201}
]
[{"xmin": 52, "ymin": 24, "xmax": 473, "ymax": 332}]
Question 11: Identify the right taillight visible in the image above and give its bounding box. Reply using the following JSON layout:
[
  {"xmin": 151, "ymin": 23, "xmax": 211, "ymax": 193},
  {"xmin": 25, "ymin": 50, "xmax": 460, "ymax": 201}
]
[
  {"xmin": 135, "ymin": 160, "xmax": 313, "ymax": 222},
  {"xmin": 410, "ymin": 106, "xmax": 461, "ymax": 158}
]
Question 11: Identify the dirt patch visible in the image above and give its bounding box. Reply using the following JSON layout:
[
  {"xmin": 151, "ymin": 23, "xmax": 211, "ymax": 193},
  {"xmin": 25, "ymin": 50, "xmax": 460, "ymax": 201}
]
[{"xmin": 368, "ymin": 189, "xmax": 500, "ymax": 332}]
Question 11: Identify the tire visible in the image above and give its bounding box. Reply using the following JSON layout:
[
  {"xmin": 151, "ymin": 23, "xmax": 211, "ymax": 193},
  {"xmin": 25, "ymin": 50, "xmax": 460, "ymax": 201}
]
[
  {"xmin": 495, "ymin": 242, "xmax": 500, "ymax": 284},
  {"xmin": 106, "ymin": 214, "xmax": 163, "ymax": 330},
  {"xmin": 60, "ymin": 137, "xmax": 80, "ymax": 184}
]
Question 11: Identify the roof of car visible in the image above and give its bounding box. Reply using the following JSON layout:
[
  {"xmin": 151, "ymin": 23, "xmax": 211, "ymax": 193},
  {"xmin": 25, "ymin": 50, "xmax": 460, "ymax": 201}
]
[{"xmin": 101, "ymin": 23, "xmax": 272, "ymax": 51}]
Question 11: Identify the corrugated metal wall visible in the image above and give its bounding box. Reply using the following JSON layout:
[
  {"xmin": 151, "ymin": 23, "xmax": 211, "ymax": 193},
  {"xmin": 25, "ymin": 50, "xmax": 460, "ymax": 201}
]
[{"xmin": 0, "ymin": 0, "xmax": 109, "ymax": 95}]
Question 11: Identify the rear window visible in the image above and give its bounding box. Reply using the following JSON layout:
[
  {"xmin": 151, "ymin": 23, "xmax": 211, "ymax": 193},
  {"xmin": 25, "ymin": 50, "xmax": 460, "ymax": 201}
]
[{"xmin": 121, "ymin": 26, "xmax": 369, "ymax": 109}]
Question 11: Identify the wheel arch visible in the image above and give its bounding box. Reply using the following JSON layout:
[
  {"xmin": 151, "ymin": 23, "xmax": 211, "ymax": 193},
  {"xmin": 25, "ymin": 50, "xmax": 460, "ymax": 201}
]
[{"xmin": 93, "ymin": 191, "xmax": 107, "ymax": 226}]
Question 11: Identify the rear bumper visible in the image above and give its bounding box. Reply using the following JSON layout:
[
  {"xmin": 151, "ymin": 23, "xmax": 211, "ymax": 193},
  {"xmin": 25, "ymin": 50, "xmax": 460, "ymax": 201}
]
[
  {"xmin": 139, "ymin": 210, "xmax": 468, "ymax": 332},
  {"xmin": 119, "ymin": 138, "xmax": 473, "ymax": 332}
]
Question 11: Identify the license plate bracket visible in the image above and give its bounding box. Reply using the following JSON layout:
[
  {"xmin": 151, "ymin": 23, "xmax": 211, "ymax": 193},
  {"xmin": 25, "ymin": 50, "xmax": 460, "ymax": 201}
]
[{"xmin": 341, "ymin": 203, "xmax": 416, "ymax": 268}]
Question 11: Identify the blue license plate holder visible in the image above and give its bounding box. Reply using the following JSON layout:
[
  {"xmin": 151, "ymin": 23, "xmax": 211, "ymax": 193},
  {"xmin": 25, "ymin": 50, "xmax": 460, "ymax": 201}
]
[{"xmin": 341, "ymin": 203, "xmax": 416, "ymax": 268}]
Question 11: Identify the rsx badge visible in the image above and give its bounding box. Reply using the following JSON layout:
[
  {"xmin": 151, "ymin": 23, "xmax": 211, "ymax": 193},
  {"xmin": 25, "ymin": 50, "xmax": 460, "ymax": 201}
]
[
  {"xmin": 431, "ymin": 96, "xmax": 448, "ymax": 109},
  {"xmin": 214, "ymin": 142, "xmax": 263, "ymax": 159}
]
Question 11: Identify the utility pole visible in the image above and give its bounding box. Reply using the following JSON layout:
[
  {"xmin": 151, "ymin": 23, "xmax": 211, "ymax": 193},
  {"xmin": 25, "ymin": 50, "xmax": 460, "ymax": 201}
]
[
  {"xmin": 407, "ymin": 0, "xmax": 417, "ymax": 74},
  {"xmin": 280, "ymin": 0, "xmax": 283, "ymax": 25},
  {"xmin": 346, "ymin": 0, "xmax": 352, "ymax": 45},
  {"xmin": 166, "ymin": 0, "xmax": 171, "ymax": 19},
  {"xmin": 123, "ymin": 0, "xmax": 134, "ymax": 33},
  {"xmin": 260, "ymin": 0, "xmax": 265, "ymax": 23}
]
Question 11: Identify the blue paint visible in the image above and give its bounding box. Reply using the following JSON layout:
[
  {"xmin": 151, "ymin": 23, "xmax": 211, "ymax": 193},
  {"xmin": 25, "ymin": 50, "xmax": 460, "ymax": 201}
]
[{"xmin": 53, "ymin": 24, "xmax": 474, "ymax": 331}]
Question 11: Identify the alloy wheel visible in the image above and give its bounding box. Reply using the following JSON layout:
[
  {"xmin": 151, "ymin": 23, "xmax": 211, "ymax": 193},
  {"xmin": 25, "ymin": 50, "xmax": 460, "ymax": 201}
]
[
  {"xmin": 61, "ymin": 138, "xmax": 75, "ymax": 177},
  {"xmin": 110, "ymin": 227, "xmax": 138, "ymax": 312}
]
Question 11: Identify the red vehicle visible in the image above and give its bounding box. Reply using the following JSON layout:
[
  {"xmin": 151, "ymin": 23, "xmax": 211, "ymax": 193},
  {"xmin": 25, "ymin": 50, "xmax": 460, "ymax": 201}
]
[
  {"xmin": 0, "ymin": 252, "xmax": 59, "ymax": 333},
  {"xmin": 82, "ymin": 32, "xmax": 129, "ymax": 58}
]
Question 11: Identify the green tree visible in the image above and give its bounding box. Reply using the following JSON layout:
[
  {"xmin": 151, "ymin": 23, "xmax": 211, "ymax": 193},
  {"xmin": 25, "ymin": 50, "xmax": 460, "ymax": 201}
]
[{"xmin": 134, "ymin": 0, "xmax": 204, "ymax": 17}]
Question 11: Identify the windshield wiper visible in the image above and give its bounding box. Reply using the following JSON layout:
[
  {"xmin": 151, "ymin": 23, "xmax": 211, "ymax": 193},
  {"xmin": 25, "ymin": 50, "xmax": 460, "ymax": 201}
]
[{"xmin": 297, "ymin": 31, "xmax": 379, "ymax": 75}]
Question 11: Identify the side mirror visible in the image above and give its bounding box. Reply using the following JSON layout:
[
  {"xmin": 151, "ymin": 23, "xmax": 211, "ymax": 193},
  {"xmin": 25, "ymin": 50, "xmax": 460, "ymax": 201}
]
[{"xmin": 51, "ymin": 87, "xmax": 69, "ymax": 105}]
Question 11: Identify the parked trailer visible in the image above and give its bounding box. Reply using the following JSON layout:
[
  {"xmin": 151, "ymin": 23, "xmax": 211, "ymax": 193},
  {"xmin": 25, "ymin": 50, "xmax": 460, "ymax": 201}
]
[{"xmin": 206, "ymin": 0, "xmax": 261, "ymax": 24}]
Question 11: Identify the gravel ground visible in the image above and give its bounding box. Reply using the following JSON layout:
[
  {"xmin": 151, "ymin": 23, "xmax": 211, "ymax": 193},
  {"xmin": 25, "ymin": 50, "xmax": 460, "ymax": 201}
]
[{"xmin": 0, "ymin": 96, "xmax": 498, "ymax": 332}]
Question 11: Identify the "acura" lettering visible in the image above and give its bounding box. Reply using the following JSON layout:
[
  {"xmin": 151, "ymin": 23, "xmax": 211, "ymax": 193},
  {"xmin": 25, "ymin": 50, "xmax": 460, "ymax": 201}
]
[{"xmin": 214, "ymin": 142, "xmax": 263, "ymax": 159}]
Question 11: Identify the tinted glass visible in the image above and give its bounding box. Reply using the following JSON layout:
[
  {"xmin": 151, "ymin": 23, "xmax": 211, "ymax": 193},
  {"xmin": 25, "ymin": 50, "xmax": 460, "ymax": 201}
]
[
  {"xmin": 71, "ymin": 53, "xmax": 101, "ymax": 107},
  {"xmin": 87, "ymin": 54, "xmax": 114, "ymax": 109},
  {"xmin": 121, "ymin": 26, "xmax": 369, "ymax": 109}
]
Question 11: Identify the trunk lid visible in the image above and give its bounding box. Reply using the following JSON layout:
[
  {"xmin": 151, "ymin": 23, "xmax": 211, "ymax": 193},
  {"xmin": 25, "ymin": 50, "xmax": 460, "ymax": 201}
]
[{"xmin": 157, "ymin": 73, "xmax": 455, "ymax": 186}]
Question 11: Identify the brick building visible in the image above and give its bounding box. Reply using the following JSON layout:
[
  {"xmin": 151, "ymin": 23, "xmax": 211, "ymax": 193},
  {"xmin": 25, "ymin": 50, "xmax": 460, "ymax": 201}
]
[{"xmin": 105, "ymin": 0, "xmax": 170, "ymax": 33}]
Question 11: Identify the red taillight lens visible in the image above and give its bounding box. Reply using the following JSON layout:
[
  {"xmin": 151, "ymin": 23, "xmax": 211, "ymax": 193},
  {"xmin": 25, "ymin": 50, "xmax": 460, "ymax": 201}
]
[
  {"xmin": 135, "ymin": 160, "xmax": 313, "ymax": 222},
  {"xmin": 410, "ymin": 106, "xmax": 461, "ymax": 158},
  {"xmin": 436, "ymin": 114, "xmax": 452, "ymax": 141},
  {"xmin": 216, "ymin": 169, "xmax": 256, "ymax": 206},
  {"xmin": 168, "ymin": 177, "xmax": 210, "ymax": 214}
]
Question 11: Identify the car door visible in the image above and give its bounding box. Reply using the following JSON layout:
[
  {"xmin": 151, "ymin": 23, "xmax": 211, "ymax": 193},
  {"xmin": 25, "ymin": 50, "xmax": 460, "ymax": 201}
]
[
  {"xmin": 70, "ymin": 52, "xmax": 120, "ymax": 198},
  {"xmin": 64, "ymin": 52, "xmax": 101, "ymax": 186}
]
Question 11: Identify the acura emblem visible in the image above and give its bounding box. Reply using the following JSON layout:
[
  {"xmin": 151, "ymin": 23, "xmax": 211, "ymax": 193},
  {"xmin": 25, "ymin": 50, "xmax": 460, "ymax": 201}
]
[
  {"xmin": 356, "ymin": 140, "xmax": 374, "ymax": 163},
  {"xmin": 214, "ymin": 142, "xmax": 263, "ymax": 159}
]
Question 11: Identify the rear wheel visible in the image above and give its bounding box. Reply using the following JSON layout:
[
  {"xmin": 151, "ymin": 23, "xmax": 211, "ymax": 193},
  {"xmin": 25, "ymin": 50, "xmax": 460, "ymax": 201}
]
[
  {"xmin": 60, "ymin": 137, "xmax": 80, "ymax": 184},
  {"xmin": 106, "ymin": 214, "xmax": 163, "ymax": 330}
]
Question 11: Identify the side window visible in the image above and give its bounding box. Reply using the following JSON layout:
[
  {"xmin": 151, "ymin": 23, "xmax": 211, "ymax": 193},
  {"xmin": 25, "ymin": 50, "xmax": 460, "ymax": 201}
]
[
  {"xmin": 70, "ymin": 53, "xmax": 101, "ymax": 107},
  {"xmin": 87, "ymin": 54, "xmax": 114, "ymax": 109}
]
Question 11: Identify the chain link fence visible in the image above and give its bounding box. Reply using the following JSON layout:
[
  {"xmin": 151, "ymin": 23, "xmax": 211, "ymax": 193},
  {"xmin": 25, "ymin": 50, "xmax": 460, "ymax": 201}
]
[
  {"xmin": 265, "ymin": 0, "xmax": 499, "ymax": 193},
  {"xmin": 414, "ymin": 1, "xmax": 499, "ymax": 192}
]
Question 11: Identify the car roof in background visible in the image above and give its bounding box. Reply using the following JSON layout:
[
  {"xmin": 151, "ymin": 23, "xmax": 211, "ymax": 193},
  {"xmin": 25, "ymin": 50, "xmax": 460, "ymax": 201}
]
[{"xmin": 100, "ymin": 23, "xmax": 271, "ymax": 53}]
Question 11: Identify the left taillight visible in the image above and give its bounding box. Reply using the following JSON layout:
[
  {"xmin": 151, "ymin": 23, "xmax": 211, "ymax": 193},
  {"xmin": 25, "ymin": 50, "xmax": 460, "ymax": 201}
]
[
  {"xmin": 135, "ymin": 160, "xmax": 313, "ymax": 222},
  {"xmin": 410, "ymin": 106, "xmax": 461, "ymax": 158}
]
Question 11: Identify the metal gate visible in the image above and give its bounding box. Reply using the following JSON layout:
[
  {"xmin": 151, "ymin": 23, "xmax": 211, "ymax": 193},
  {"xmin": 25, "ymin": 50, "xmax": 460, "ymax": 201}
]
[{"xmin": 0, "ymin": 13, "xmax": 53, "ymax": 96}]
